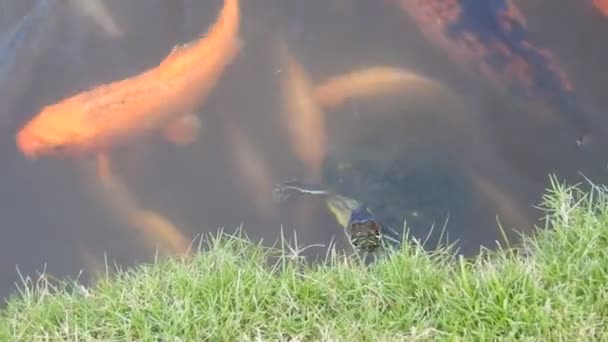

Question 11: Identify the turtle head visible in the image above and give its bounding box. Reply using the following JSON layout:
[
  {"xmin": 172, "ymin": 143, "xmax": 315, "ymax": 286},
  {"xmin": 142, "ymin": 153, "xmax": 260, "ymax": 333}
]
[{"xmin": 347, "ymin": 206, "xmax": 382, "ymax": 253}]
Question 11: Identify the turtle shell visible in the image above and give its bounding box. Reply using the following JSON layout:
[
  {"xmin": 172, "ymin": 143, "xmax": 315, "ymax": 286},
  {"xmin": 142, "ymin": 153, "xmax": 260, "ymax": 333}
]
[{"xmin": 321, "ymin": 148, "xmax": 474, "ymax": 247}]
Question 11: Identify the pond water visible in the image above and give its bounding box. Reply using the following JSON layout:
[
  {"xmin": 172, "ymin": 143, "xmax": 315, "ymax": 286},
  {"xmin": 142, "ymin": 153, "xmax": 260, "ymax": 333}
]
[{"xmin": 1, "ymin": 0, "xmax": 608, "ymax": 302}]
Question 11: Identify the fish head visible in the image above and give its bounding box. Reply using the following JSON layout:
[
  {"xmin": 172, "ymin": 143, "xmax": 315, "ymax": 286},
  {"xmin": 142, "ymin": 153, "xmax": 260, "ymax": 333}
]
[{"xmin": 16, "ymin": 101, "xmax": 95, "ymax": 159}]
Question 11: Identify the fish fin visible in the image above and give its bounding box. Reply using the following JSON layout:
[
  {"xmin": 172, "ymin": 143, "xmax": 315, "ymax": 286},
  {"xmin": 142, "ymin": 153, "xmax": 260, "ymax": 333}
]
[
  {"xmin": 162, "ymin": 114, "xmax": 201, "ymax": 146},
  {"xmin": 167, "ymin": 30, "xmax": 238, "ymax": 57},
  {"xmin": 163, "ymin": 34, "xmax": 201, "ymax": 63},
  {"xmin": 167, "ymin": 42, "xmax": 191, "ymax": 57},
  {"xmin": 163, "ymin": 32, "xmax": 243, "ymax": 66}
]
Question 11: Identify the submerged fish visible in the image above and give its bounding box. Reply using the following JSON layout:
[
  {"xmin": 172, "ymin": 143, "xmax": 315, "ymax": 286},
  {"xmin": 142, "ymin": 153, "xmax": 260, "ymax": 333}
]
[
  {"xmin": 277, "ymin": 41, "xmax": 328, "ymax": 182},
  {"xmin": 0, "ymin": 0, "xmax": 65, "ymax": 127},
  {"xmin": 225, "ymin": 119, "xmax": 277, "ymax": 217},
  {"xmin": 79, "ymin": 156, "xmax": 192, "ymax": 256},
  {"xmin": 16, "ymin": 0, "xmax": 241, "ymax": 163},
  {"xmin": 396, "ymin": 0, "xmax": 593, "ymax": 146}
]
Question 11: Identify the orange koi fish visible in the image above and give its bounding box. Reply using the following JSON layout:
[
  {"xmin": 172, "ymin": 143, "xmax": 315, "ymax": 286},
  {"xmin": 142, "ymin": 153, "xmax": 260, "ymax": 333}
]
[{"xmin": 16, "ymin": 0, "xmax": 240, "ymax": 161}]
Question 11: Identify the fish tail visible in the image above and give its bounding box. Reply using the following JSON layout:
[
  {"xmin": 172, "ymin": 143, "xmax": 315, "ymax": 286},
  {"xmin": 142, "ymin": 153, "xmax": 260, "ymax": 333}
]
[
  {"xmin": 200, "ymin": 0, "xmax": 240, "ymax": 43},
  {"xmin": 162, "ymin": 0, "xmax": 241, "ymax": 71}
]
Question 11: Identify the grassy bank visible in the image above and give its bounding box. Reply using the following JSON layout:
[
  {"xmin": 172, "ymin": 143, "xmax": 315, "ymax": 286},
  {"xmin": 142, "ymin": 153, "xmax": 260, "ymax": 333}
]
[{"xmin": 2, "ymin": 177, "xmax": 608, "ymax": 340}]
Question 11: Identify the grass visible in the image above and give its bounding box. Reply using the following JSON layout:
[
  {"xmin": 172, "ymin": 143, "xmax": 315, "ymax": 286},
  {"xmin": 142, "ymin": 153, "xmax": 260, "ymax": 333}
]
[{"xmin": 2, "ymin": 176, "xmax": 608, "ymax": 341}]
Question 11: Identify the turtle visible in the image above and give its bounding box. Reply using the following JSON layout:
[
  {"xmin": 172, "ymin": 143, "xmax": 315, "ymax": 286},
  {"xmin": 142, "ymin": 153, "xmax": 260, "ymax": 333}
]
[
  {"xmin": 273, "ymin": 179, "xmax": 401, "ymax": 255},
  {"xmin": 273, "ymin": 147, "xmax": 474, "ymax": 257}
]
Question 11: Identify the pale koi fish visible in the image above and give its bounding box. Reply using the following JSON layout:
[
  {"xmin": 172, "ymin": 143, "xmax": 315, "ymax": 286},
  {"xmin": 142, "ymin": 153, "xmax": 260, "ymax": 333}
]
[
  {"xmin": 79, "ymin": 157, "xmax": 192, "ymax": 256},
  {"xmin": 277, "ymin": 40, "xmax": 327, "ymax": 182},
  {"xmin": 312, "ymin": 66, "xmax": 450, "ymax": 111},
  {"xmin": 225, "ymin": 120, "xmax": 276, "ymax": 217}
]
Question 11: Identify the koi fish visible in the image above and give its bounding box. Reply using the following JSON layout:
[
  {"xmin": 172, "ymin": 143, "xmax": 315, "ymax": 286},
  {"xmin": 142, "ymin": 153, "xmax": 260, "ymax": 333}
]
[
  {"xmin": 225, "ymin": 119, "xmax": 276, "ymax": 217},
  {"xmin": 311, "ymin": 65, "xmax": 485, "ymax": 162},
  {"xmin": 313, "ymin": 66, "xmax": 450, "ymax": 111},
  {"xmin": 0, "ymin": 0, "xmax": 63, "ymax": 127},
  {"xmin": 79, "ymin": 156, "xmax": 192, "ymax": 256},
  {"xmin": 277, "ymin": 41, "xmax": 327, "ymax": 182},
  {"xmin": 16, "ymin": 0, "xmax": 240, "ymax": 163},
  {"xmin": 395, "ymin": 0, "xmax": 593, "ymax": 146}
]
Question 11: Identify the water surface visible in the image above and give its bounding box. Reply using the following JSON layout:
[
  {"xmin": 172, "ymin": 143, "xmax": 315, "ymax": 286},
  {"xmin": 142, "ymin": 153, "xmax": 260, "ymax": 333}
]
[{"xmin": 1, "ymin": 0, "xmax": 608, "ymax": 302}]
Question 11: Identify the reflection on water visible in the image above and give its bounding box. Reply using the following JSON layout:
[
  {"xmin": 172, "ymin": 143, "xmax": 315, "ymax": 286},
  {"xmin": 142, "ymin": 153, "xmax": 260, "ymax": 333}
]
[{"xmin": 1, "ymin": 0, "xmax": 608, "ymax": 302}]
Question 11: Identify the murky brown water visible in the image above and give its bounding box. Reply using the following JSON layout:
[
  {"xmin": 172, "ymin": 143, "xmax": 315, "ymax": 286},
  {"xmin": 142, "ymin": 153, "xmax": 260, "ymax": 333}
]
[{"xmin": 1, "ymin": 0, "xmax": 608, "ymax": 302}]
